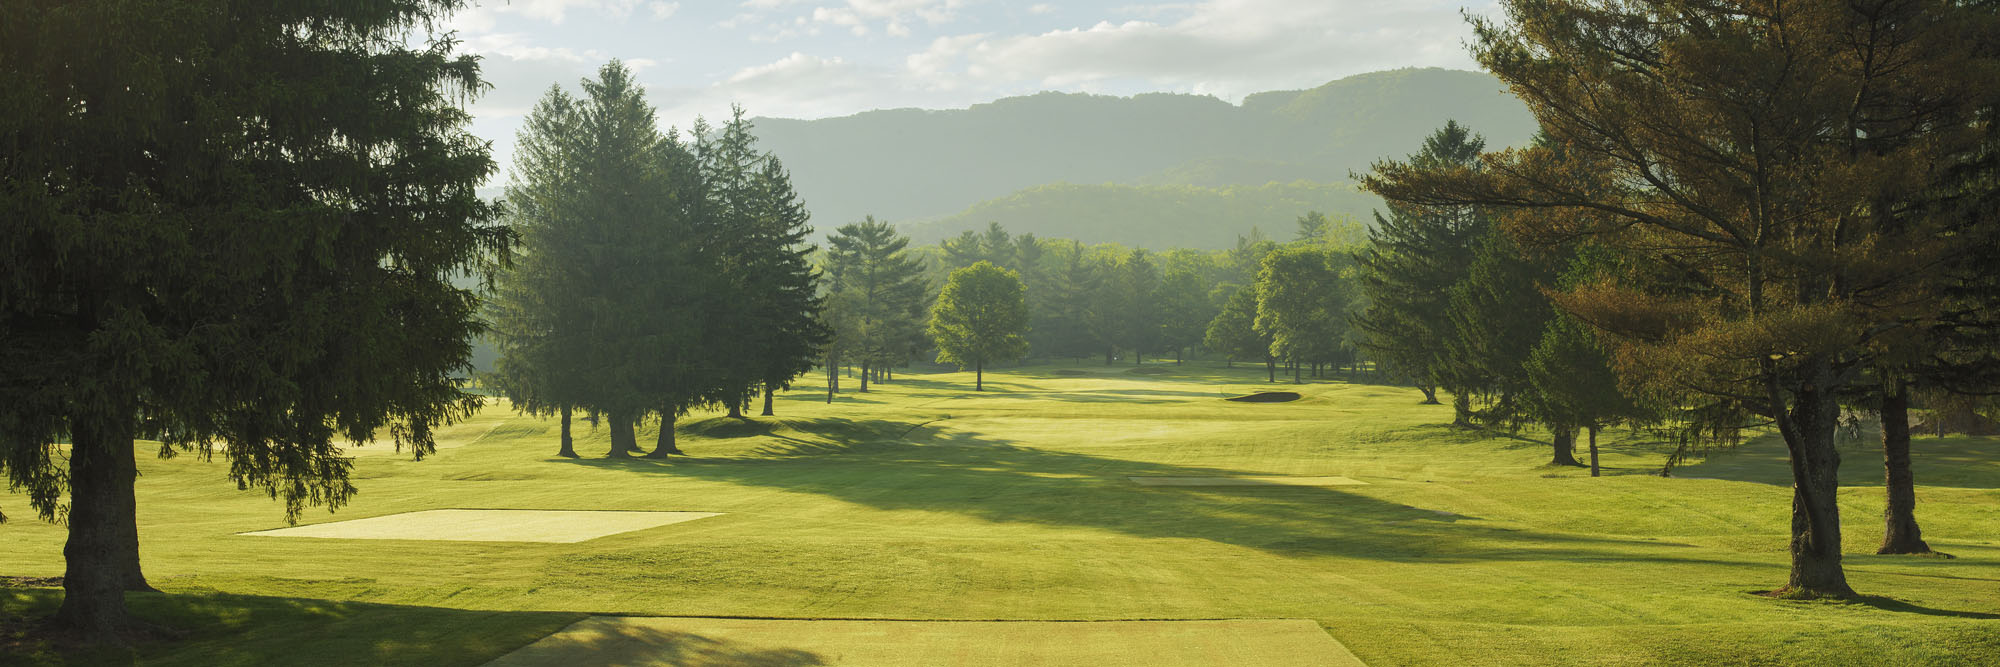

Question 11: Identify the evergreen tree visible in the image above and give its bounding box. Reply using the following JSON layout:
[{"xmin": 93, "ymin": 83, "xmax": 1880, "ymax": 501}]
[
  {"xmin": 928, "ymin": 262, "xmax": 1030, "ymax": 391},
  {"xmin": 1354, "ymin": 121, "xmax": 1491, "ymax": 408},
  {"xmin": 1368, "ymin": 0, "xmax": 2000, "ymax": 597},
  {"xmin": 825, "ymin": 217, "xmax": 930, "ymax": 392},
  {"xmin": 1444, "ymin": 231, "xmax": 1567, "ymax": 460},
  {"xmin": 1524, "ymin": 314, "xmax": 1640, "ymax": 476},
  {"xmin": 0, "ymin": 0, "xmax": 505, "ymax": 637},
  {"xmin": 696, "ymin": 109, "xmax": 827, "ymax": 423},
  {"xmin": 1037, "ymin": 241, "xmax": 1108, "ymax": 360},
  {"xmin": 1109, "ymin": 249, "xmax": 1164, "ymax": 364}
]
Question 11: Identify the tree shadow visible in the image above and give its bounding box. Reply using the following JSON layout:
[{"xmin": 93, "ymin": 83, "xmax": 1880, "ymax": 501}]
[
  {"xmin": 555, "ymin": 417, "xmax": 1723, "ymax": 567},
  {"xmin": 1845, "ymin": 595, "xmax": 2000, "ymax": 620},
  {"xmin": 490, "ymin": 618, "xmax": 825, "ymax": 667},
  {"xmin": 1674, "ymin": 433, "xmax": 2000, "ymax": 489},
  {"xmin": 0, "ymin": 588, "xmax": 583, "ymax": 666}
]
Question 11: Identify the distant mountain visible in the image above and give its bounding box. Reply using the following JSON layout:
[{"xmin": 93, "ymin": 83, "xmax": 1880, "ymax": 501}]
[
  {"xmin": 752, "ymin": 68, "xmax": 1539, "ymax": 248},
  {"xmin": 898, "ymin": 181, "xmax": 1379, "ymax": 249}
]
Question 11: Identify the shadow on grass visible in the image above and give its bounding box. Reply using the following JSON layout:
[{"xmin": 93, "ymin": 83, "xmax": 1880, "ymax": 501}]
[
  {"xmin": 1848, "ymin": 595, "xmax": 2000, "ymax": 620},
  {"xmin": 554, "ymin": 416, "xmax": 1734, "ymax": 569},
  {"xmin": 0, "ymin": 587, "xmax": 581, "ymax": 667},
  {"xmin": 489, "ymin": 619, "xmax": 823, "ymax": 667},
  {"xmin": 1674, "ymin": 433, "xmax": 2000, "ymax": 489}
]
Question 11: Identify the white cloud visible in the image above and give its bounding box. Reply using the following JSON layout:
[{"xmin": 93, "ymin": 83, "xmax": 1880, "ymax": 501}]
[
  {"xmin": 906, "ymin": 0, "xmax": 1488, "ymax": 101},
  {"xmin": 649, "ymin": 1, "xmax": 679, "ymax": 19},
  {"xmin": 469, "ymin": 0, "xmax": 653, "ymax": 25},
  {"xmin": 1027, "ymin": 3, "xmax": 1055, "ymax": 15}
]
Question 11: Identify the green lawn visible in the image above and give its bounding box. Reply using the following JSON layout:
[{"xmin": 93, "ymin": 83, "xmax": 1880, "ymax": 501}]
[{"xmin": 4, "ymin": 361, "xmax": 1999, "ymax": 665}]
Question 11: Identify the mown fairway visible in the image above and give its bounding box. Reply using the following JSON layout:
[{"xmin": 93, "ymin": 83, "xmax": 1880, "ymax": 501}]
[{"xmin": 4, "ymin": 362, "xmax": 1999, "ymax": 665}]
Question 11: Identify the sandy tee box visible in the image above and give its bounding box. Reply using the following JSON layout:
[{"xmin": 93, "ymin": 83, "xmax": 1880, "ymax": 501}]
[{"xmin": 240, "ymin": 509, "xmax": 720, "ymax": 544}]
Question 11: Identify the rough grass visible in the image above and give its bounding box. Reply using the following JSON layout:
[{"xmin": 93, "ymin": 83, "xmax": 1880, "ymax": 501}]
[{"xmin": 3, "ymin": 361, "xmax": 1999, "ymax": 666}]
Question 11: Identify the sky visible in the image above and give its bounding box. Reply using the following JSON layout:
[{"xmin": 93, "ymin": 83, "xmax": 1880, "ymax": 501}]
[{"xmin": 441, "ymin": 0, "xmax": 1500, "ymax": 177}]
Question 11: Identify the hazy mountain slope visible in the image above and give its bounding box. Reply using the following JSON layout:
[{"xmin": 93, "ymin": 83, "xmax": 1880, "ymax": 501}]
[
  {"xmin": 898, "ymin": 181, "xmax": 1379, "ymax": 249},
  {"xmin": 753, "ymin": 67, "xmax": 1538, "ymax": 237}
]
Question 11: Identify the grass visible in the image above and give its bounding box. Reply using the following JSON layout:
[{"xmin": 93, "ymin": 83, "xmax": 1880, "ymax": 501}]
[
  {"xmin": 3, "ymin": 360, "xmax": 1998, "ymax": 665},
  {"xmin": 487, "ymin": 617, "xmax": 1362, "ymax": 667}
]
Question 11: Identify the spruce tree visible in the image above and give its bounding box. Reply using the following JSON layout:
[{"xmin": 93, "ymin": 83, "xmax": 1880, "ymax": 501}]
[
  {"xmin": 1354, "ymin": 122, "xmax": 1492, "ymax": 409},
  {"xmin": 0, "ymin": 0, "xmax": 504, "ymax": 637}
]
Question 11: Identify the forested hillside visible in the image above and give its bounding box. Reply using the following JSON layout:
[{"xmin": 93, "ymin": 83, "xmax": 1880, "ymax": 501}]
[
  {"xmin": 752, "ymin": 68, "xmax": 1538, "ymax": 246},
  {"xmin": 899, "ymin": 181, "xmax": 1377, "ymax": 248}
]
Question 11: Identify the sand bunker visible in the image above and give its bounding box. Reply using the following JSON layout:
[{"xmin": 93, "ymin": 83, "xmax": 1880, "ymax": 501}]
[
  {"xmin": 485, "ymin": 617, "xmax": 1362, "ymax": 667},
  {"xmin": 1226, "ymin": 391, "xmax": 1302, "ymax": 403},
  {"xmin": 1130, "ymin": 476, "xmax": 1367, "ymax": 487},
  {"xmin": 241, "ymin": 509, "xmax": 719, "ymax": 543}
]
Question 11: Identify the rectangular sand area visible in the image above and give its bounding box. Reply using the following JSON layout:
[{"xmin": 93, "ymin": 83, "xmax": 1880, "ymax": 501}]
[
  {"xmin": 1129, "ymin": 476, "xmax": 1367, "ymax": 487},
  {"xmin": 240, "ymin": 509, "xmax": 720, "ymax": 543},
  {"xmin": 484, "ymin": 617, "xmax": 1364, "ymax": 667}
]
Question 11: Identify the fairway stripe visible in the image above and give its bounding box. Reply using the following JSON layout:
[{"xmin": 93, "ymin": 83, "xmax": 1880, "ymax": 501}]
[
  {"xmin": 484, "ymin": 617, "xmax": 1365, "ymax": 667},
  {"xmin": 1129, "ymin": 476, "xmax": 1368, "ymax": 487}
]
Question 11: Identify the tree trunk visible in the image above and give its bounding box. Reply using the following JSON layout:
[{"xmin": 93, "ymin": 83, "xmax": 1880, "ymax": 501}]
[
  {"xmin": 644, "ymin": 412, "xmax": 681, "ymax": 458},
  {"xmin": 1775, "ymin": 365, "xmax": 1855, "ymax": 597},
  {"xmin": 557, "ymin": 406, "xmax": 577, "ymax": 458},
  {"xmin": 56, "ymin": 408, "xmax": 153, "ymax": 640},
  {"xmin": 761, "ymin": 386, "xmax": 775, "ymax": 416},
  {"xmin": 607, "ymin": 410, "xmax": 640, "ymax": 457},
  {"xmin": 1265, "ymin": 357, "xmax": 1275, "ymax": 383},
  {"xmin": 1418, "ymin": 386, "xmax": 1439, "ymax": 405},
  {"xmin": 726, "ymin": 397, "xmax": 743, "ymax": 419},
  {"xmin": 1878, "ymin": 381, "xmax": 1931, "ymax": 555},
  {"xmin": 827, "ymin": 357, "xmax": 836, "ymax": 403},
  {"xmin": 1588, "ymin": 425, "xmax": 1601, "ymax": 477},
  {"xmin": 976, "ymin": 362, "xmax": 984, "ymax": 391},
  {"xmin": 1176, "ymin": 348, "xmax": 1183, "ymax": 365},
  {"xmin": 1451, "ymin": 393, "xmax": 1473, "ymax": 427},
  {"xmin": 860, "ymin": 361, "xmax": 871, "ymax": 393},
  {"xmin": 1293, "ymin": 361, "xmax": 1301, "ymax": 384},
  {"xmin": 1105, "ymin": 348, "xmax": 1114, "ymax": 366},
  {"xmin": 1550, "ymin": 426, "xmax": 1584, "ymax": 467}
]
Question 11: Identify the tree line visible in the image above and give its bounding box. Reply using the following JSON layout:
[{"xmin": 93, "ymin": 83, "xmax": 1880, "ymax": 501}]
[{"xmin": 483, "ymin": 61, "xmax": 826, "ymax": 459}]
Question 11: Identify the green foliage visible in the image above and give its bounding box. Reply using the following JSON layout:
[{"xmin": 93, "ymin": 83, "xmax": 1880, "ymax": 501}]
[
  {"xmin": 1444, "ymin": 231, "xmax": 1558, "ymax": 428},
  {"xmin": 0, "ymin": 0, "xmax": 504, "ymax": 524},
  {"xmin": 1525, "ymin": 314, "xmax": 1638, "ymax": 434},
  {"xmin": 927, "ymin": 262, "xmax": 1030, "ymax": 378},
  {"xmin": 1154, "ymin": 268, "xmax": 1215, "ymax": 360},
  {"xmin": 824, "ymin": 217, "xmax": 931, "ymax": 371},
  {"xmin": 1253, "ymin": 246, "xmax": 1353, "ymax": 367},
  {"xmin": 1204, "ymin": 285, "xmax": 1272, "ymax": 364},
  {"xmin": 1354, "ymin": 121, "xmax": 1492, "ymax": 396},
  {"xmin": 908, "ymin": 181, "xmax": 1383, "ymax": 249}
]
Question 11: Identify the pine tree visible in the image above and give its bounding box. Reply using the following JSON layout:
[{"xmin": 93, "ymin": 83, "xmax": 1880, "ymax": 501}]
[
  {"xmin": 1354, "ymin": 122, "xmax": 1493, "ymax": 409},
  {"xmin": 1037, "ymin": 241, "xmax": 1107, "ymax": 361},
  {"xmin": 1368, "ymin": 0, "xmax": 2000, "ymax": 597},
  {"xmin": 825, "ymin": 217, "xmax": 930, "ymax": 392},
  {"xmin": 928, "ymin": 262, "xmax": 1030, "ymax": 391},
  {"xmin": 1445, "ymin": 231, "xmax": 1567, "ymax": 460},
  {"xmin": 0, "ymin": 0, "xmax": 505, "ymax": 637}
]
